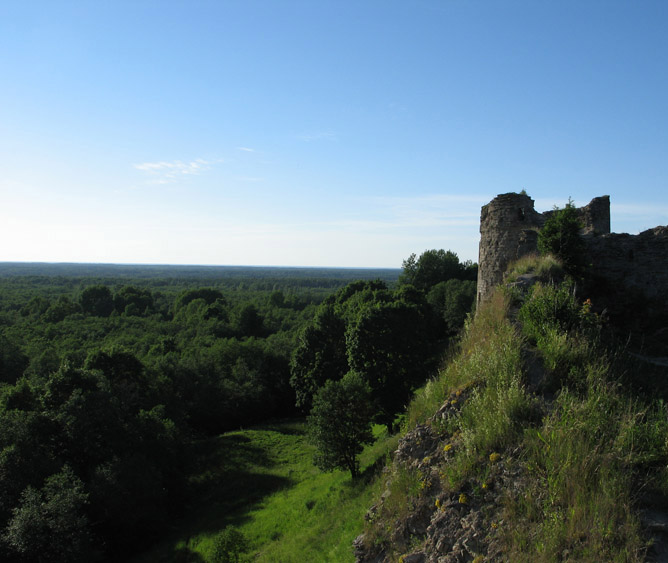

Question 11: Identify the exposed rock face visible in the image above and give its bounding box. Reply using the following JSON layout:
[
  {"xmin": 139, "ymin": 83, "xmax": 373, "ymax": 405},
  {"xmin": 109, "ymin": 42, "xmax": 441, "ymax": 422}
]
[{"xmin": 353, "ymin": 389, "xmax": 522, "ymax": 563}]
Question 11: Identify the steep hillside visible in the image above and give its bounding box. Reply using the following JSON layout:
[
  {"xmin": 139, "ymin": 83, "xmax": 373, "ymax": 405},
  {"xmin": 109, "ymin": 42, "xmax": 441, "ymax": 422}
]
[{"xmin": 355, "ymin": 256, "xmax": 668, "ymax": 562}]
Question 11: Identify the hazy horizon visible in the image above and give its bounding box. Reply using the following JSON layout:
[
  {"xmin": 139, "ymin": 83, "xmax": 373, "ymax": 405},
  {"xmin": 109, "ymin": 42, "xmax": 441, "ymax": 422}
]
[
  {"xmin": 2, "ymin": 1, "xmax": 667, "ymax": 268},
  {"xmin": 0, "ymin": 260, "xmax": 402, "ymax": 270}
]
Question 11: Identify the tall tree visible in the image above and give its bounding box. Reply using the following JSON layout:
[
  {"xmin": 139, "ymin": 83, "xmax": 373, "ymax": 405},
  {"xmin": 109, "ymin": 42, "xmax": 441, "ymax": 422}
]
[
  {"xmin": 399, "ymin": 249, "xmax": 466, "ymax": 291},
  {"xmin": 307, "ymin": 372, "xmax": 374, "ymax": 479},
  {"xmin": 346, "ymin": 297, "xmax": 435, "ymax": 431},
  {"xmin": 290, "ymin": 304, "xmax": 347, "ymax": 410}
]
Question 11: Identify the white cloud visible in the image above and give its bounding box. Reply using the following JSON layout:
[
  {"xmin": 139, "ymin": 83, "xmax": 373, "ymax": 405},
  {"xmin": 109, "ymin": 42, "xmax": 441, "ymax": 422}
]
[
  {"xmin": 133, "ymin": 158, "xmax": 213, "ymax": 183},
  {"xmin": 237, "ymin": 147, "xmax": 255, "ymax": 152}
]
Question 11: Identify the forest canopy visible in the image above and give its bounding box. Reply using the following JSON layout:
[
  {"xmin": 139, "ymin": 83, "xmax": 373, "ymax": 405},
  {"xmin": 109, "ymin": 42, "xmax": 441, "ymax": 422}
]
[{"xmin": 0, "ymin": 256, "xmax": 476, "ymax": 559}]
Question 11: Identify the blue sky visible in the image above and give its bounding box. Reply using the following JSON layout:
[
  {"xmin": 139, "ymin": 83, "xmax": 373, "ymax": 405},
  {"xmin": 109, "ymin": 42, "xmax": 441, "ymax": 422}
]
[{"xmin": 1, "ymin": 0, "xmax": 667, "ymax": 267}]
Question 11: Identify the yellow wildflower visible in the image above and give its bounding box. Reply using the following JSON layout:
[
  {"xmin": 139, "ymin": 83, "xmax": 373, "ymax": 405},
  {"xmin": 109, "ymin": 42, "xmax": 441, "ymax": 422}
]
[
  {"xmin": 458, "ymin": 493, "xmax": 468, "ymax": 505},
  {"xmin": 489, "ymin": 452, "xmax": 501, "ymax": 463}
]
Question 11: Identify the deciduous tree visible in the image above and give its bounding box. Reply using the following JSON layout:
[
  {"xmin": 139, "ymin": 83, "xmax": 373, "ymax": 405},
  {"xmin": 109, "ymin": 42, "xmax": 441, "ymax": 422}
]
[{"xmin": 307, "ymin": 371, "xmax": 374, "ymax": 479}]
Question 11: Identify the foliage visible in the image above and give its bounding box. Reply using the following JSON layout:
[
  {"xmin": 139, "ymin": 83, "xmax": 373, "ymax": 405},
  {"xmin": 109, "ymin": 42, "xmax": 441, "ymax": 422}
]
[
  {"xmin": 399, "ymin": 249, "xmax": 477, "ymax": 292},
  {"xmin": 0, "ymin": 265, "xmax": 404, "ymax": 560},
  {"xmin": 518, "ymin": 281, "xmax": 594, "ymax": 344},
  {"xmin": 79, "ymin": 284, "xmax": 114, "ymax": 317},
  {"xmin": 427, "ymin": 279, "xmax": 476, "ymax": 335},
  {"xmin": 3, "ymin": 465, "xmax": 93, "ymax": 562},
  {"xmin": 346, "ymin": 295, "xmax": 436, "ymax": 430},
  {"xmin": 211, "ymin": 527, "xmax": 249, "ymax": 563},
  {"xmin": 308, "ymin": 372, "xmax": 375, "ymax": 478},
  {"xmin": 291, "ymin": 278, "xmax": 445, "ymax": 431},
  {"xmin": 537, "ymin": 199, "xmax": 587, "ymax": 276},
  {"xmin": 290, "ymin": 304, "xmax": 347, "ymax": 409},
  {"xmin": 0, "ymin": 335, "xmax": 28, "ymax": 385}
]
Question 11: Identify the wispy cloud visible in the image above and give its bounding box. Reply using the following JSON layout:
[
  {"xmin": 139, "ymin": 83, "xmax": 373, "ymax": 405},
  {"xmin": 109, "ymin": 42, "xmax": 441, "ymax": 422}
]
[
  {"xmin": 133, "ymin": 158, "xmax": 215, "ymax": 184},
  {"xmin": 237, "ymin": 147, "xmax": 255, "ymax": 152}
]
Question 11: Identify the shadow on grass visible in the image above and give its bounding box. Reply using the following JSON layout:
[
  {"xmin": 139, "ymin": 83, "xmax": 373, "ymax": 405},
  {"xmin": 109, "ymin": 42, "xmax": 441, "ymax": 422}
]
[
  {"xmin": 253, "ymin": 417, "xmax": 307, "ymax": 436},
  {"xmin": 359, "ymin": 451, "xmax": 390, "ymax": 485},
  {"xmin": 187, "ymin": 434, "xmax": 294, "ymax": 523},
  {"xmin": 172, "ymin": 547, "xmax": 206, "ymax": 562},
  {"xmin": 133, "ymin": 422, "xmax": 307, "ymax": 562}
]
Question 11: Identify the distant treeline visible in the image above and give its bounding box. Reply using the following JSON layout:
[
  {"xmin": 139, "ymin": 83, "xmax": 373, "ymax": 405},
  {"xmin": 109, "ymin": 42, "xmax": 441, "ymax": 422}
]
[{"xmin": 0, "ymin": 262, "xmax": 401, "ymax": 285}]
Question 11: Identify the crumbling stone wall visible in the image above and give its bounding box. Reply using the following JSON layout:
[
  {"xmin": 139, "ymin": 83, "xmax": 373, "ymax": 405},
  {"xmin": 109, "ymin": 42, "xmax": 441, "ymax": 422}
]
[
  {"xmin": 477, "ymin": 192, "xmax": 611, "ymax": 306},
  {"xmin": 586, "ymin": 226, "xmax": 668, "ymax": 307},
  {"xmin": 475, "ymin": 193, "xmax": 668, "ymax": 317}
]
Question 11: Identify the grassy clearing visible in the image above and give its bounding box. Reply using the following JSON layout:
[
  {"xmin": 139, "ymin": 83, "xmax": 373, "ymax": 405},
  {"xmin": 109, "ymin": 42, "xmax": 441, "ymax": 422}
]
[{"xmin": 134, "ymin": 420, "xmax": 398, "ymax": 562}]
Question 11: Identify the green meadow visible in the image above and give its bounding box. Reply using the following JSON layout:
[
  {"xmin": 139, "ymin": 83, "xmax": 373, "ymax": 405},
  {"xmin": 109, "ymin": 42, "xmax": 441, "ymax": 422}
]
[{"xmin": 135, "ymin": 420, "xmax": 398, "ymax": 562}]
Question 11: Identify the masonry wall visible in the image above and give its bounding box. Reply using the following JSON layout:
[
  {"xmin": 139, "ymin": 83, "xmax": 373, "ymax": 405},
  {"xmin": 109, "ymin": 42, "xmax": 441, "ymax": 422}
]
[{"xmin": 476, "ymin": 192, "xmax": 668, "ymax": 317}]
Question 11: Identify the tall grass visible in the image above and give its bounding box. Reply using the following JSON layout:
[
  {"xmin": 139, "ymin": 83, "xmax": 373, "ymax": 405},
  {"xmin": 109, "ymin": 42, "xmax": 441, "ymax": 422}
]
[
  {"xmin": 501, "ymin": 277, "xmax": 665, "ymax": 561},
  {"xmin": 404, "ymin": 290, "xmax": 519, "ymax": 431},
  {"xmin": 505, "ymin": 253, "xmax": 565, "ymax": 284},
  {"xmin": 365, "ymin": 262, "xmax": 668, "ymax": 561}
]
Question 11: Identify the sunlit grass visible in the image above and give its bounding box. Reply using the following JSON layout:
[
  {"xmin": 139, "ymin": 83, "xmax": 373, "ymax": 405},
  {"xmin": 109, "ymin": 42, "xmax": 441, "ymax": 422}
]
[
  {"xmin": 133, "ymin": 420, "xmax": 397, "ymax": 562},
  {"xmin": 364, "ymin": 279, "xmax": 666, "ymax": 561},
  {"xmin": 505, "ymin": 253, "xmax": 565, "ymax": 284}
]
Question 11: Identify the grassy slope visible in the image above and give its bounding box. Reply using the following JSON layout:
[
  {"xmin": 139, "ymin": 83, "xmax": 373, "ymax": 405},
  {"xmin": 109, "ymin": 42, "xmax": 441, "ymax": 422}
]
[
  {"xmin": 134, "ymin": 420, "xmax": 398, "ymax": 562},
  {"xmin": 361, "ymin": 256, "xmax": 668, "ymax": 561}
]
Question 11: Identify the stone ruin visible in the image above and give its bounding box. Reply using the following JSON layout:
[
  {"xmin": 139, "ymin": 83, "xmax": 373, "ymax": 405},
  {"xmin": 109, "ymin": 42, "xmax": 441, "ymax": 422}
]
[{"xmin": 476, "ymin": 192, "xmax": 668, "ymax": 320}]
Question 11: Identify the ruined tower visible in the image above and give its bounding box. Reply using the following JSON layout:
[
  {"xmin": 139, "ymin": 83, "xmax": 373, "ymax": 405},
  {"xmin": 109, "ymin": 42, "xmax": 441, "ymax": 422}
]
[{"xmin": 476, "ymin": 193, "xmax": 611, "ymax": 305}]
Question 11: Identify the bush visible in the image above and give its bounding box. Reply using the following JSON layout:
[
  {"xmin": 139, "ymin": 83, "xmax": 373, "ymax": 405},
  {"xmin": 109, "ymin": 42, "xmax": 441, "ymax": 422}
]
[
  {"xmin": 518, "ymin": 282, "xmax": 582, "ymax": 343},
  {"xmin": 537, "ymin": 200, "xmax": 587, "ymax": 277},
  {"xmin": 210, "ymin": 527, "xmax": 249, "ymax": 563}
]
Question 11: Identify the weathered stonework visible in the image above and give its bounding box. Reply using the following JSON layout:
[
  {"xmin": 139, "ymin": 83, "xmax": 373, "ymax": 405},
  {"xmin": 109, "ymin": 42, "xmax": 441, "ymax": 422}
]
[
  {"xmin": 476, "ymin": 192, "xmax": 668, "ymax": 319},
  {"xmin": 586, "ymin": 226, "xmax": 668, "ymax": 304}
]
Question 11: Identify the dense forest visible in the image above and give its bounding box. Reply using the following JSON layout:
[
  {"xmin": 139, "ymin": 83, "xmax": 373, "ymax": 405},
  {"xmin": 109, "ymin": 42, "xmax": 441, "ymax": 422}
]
[{"xmin": 0, "ymin": 254, "xmax": 476, "ymax": 561}]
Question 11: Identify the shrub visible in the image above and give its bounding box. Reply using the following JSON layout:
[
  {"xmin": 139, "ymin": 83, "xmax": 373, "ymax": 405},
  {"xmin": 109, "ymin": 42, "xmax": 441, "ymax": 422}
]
[
  {"xmin": 537, "ymin": 199, "xmax": 587, "ymax": 277},
  {"xmin": 518, "ymin": 282, "xmax": 582, "ymax": 343},
  {"xmin": 210, "ymin": 527, "xmax": 249, "ymax": 563}
]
